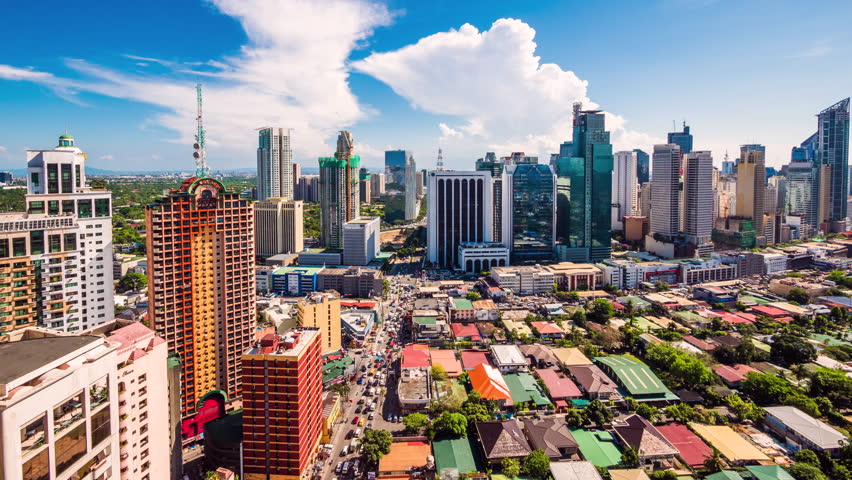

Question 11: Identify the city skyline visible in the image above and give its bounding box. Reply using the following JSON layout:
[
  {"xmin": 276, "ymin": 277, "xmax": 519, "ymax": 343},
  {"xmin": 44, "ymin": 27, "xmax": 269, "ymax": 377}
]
[{"xmin": 0, "ymin": 0, "xmax": 850, "ymax": 172}]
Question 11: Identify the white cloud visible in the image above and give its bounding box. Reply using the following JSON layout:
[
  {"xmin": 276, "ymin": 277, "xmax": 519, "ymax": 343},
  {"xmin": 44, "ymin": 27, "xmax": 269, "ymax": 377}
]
[
  {"xmin": 99, "ymin": 154, "xmax": 114, "ymax": 160},
  {"xmin": 0, "ymin": 146, "xmax": 7, "ymax": 152},
  {"xmin": 354, "ymin": 19, "xmax": 661, "ymax": 161},
  {"xmin": 0, "ymin": 0, "xmax": 393, "ymax": 169}
]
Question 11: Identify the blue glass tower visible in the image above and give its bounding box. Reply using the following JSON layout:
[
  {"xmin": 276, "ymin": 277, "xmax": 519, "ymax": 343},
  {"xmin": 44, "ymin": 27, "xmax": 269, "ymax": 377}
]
[
  {"xmin": 503, "ymin": 164, "xmax": 556, "ymax": 263},
  {"xmin": 634, "ymin": 149, "xmax": 650, "ymax": 184},
  {"xmin": 817, "ymin": 98, "xmax": 850, "ymax": 227},
  {"xmin": 555, "ymin": 104, "xmax": 613, "ymax": 262},
  {"xmin": 667, "ymin": 122, "xmax": 693, "ymax": 155}
]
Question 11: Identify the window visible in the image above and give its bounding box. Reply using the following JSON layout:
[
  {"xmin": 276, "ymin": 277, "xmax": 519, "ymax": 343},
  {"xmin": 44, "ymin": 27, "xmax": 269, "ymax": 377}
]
[
  {"xmin": 53, "ymin": 392, "xmax": 84, "ymax": 433},
  {"xmin": 95, "ymin": 199, "xmax": 110, "ymax": 217},
  {"xmin": 30, "ymin": 231, "xmax": 43, "ymax": 256},
  {"xmin": 48, "ymin": 200, "xmax": 59, "ymax": 216},
  {"xmin": 75, "ymin": 165, "xmax": 81, "ymax": 188},
  {"xmin": 64, "ymin": 233, "xmax": 76, "ymax": 251},
  {"xmin": 61, "ymin": 164, "xmax": 72, "ymax": 193},
  {"xmin": 20, "ymin": 415, "xmax": 46, "ymax": 453},
  {"xmin": 77, "ymin": 200, "xmax": 92, "ymax": 218},
  {"xmin": 54, "ymin": 423, "xmax": 87, "ymax": 475},
  {"xmin": 90, "ymin": 407, "xmax": 110, "ymax": 447},
  {"xmin": 30, "ymin": 172, "xmax": 40, "ymax": 187},
  {"xmin": 13, "ymin": 238, "xmax": 26, "ymax": 257},
  {"xmin": 22, "ymin": 448, "xmax": 49, "ymax": 480},
  {"xmin": 28, "ymin": 201, "xmax": 44, "ymax": 214},
  {"xmin": 48, "ymin": 235, "xmax": 61, "ymax": 253},
  {"xmin": 47, "ymin": 164, "xmax": 59, "ymax": 194},
  {"xmin": 62, "ymin": 200, "xmax": 75, "ymax": 214},
  {"xmin": 0, "ymin": 239, "xmax": 8, "ymax": 258}
]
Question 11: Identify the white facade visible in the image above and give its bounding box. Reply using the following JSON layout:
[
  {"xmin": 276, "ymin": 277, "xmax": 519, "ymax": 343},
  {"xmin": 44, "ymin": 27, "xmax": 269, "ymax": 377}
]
[
  {"xmin": 612, "ymin": 151, "xmax": 638, "ymax": 230},
  {"xmin": 490, "ymin": 266, "xmax": 554, "ymax": 295},
  {"xmin": 256, "ymin": 127, "xmax": 294, "ymax": 201},
  {"xmin": 684, "ymin": 151, "xmax": 714, "ymax": 254},
  {"xmin": 427, "ymin": 171, "xmax": 493, "ymax": 267},
  {"xmin": 404, "ymin": 154, "xmax": 417, "ymax": 221},
  {"xmin": 650, "ymin": 144, "xmax": 681, "ymax": 238},
  {"xmin": 26, "ymin": 135, "xmax": 114, "ymax": 332},
  {"xmin": 342, "ymin": 216, "xmax": 381, "ymax": 266},
  {"xmin": 457, "ymin": 242, "xmax": 510, "ymax": 273},
  {"xmin": 370, "ymin": 172, "xmax": 386, "ymax": 200},
  {"xmin": 759, "ymin": 253, "xmax": 788, "ymax": 274},
  {"xmin": 0, "ymin": 331, "xmax": 120, "ymax": 480},
  {"xmin": 254, "ymin": 198, "xmax": 304, "ymax": 257}
]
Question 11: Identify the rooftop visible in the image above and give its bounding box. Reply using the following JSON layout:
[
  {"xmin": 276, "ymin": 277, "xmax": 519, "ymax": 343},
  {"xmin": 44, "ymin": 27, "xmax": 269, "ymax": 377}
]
[
  {"xmin": 432, "ymin": 436, "xmax": 479, "ymax": 477},
  {"xmin": 656, "ymin": 423, "xmax": 713, "ymax": 468},
  {"xmin": 452, "ymin": 298, "xmax": 474, "ymax": 310},
  {"xmin": 469, "ymin": 363, "xmax": 512, "ymax": 402},
  {"xmin": 764, "ymin": 406, "xmax": 848, "ymax": 450},
  {"xmin": 491, "ymin": 344, "xmax": 529, "ymax": 366},
  {"xmin": 570, "ymin": 428, "xmax": 623, "ymax": 467},
  {"xmin": 475, "ymin": 420, "xmax": 532, "ymax": 459},
  {"xmin": 244, "ymin": 329, "xmax": 319, "ymax": 358},
  {"xmin": 549, "ymin": 461, "xmax": 603, "ymax": 480},
  {"xmin": 522, "ymin": 417, "xmax": 578, "ymax": 458},
  {"xmin": 378, "ymin": 441, "xmax": 432, "ymax": 473},
  {"xmin": 594, "ymin": 356, "xmax": 675, "ymax": 398},
  {"xmin": 689, "ymin": 423, "xmax": 769, "ymax": 463},
  {"xmin": 535, "ymin": 368, "xmax": 581, "ymax": 399},
  {"xmin": 461, "ymin": 350, "xmax": 492, "ymax": 370},
  {"xmin": 550, "ymin": 347, "xmax": 593, "ymax": 367},
  {"xmin": 504, "ymin": 372, "xmax": 551, "ymax": 406}
]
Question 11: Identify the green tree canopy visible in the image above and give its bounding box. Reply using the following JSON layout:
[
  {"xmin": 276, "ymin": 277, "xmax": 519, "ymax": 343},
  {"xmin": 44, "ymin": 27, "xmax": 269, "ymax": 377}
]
[
  {"xmin": 501, "ymin": 457, "xmax": 521, "ymax": 477},
  {"xmin": 770, "ymin": 334, "xmax": 818, "ymax": 366},
  {"xmin": 431, "ymin": 364, "xmax": 448, "ymax": 381},
  {"xmin": 645, "ymin": 343, "xmax": 714, "ymax": 388},
  {"xmin": 402, "ymin": 413, "xmax": 429, "ymax": 433},
  {"xmin": 621, "ymin": 447, "xmax": 640, "ymax": 468},
  {"xmin": 359, "ymin": 429, "xmax": 392, "ymax": 464},
  {"xmin": 521, "ymin": 450, "xmax": 551, "ymax": 479},
  {"xmin": 118, "ymin": 272, "xmax": 148, "ymax": 291},
  {"xmin": 587, "ymin": 298, "xmax": 614, "ymax": 323},
  {"xmin": 786, "ymin": 288, "xmax": 811, "ymax": 305},
  {"xmin": 788, "ymin": 463, "xmax": 829, "ymax": 480},
  {"xmin": 433, "ymin": 411, "xmax": 467, "ymax": 437}
]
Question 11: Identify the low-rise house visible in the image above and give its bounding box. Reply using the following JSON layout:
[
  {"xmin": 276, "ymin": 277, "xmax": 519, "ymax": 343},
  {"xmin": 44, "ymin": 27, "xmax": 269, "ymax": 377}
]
[
  {"xmin": 503, "ymin": 372, "xmax": 552, "ymax": 409},
  {"xmin": 432, "ymin": 436, "xmax": 480, "ymax": 479},
  {"xmin": 475, "ymin": 322, "xmax": 502, "ymax": 342},
  {"xmin": 501, "ymin": 319, "xmax": 533, "ymax": 337},
  {"xmin": 472, "ymin": 299, "xmax": 499, "ymax": 321},
  {"xmin": 469, "ymin": 363, "xmax": 513, "ymax": 407},
  {"xmin": 450, "ymin": 298, "xmax": 476, "ymax": 322},
  {"xmin": 430, "ymin": 350, "xmax": 463, "ymax": 377},
  {"xmin": 377, "ymin": 440, "xmax": 434, "ymax": 480},
  {"xmin": 657, "ymin": 422, "xmax": 713, "ymax": 469},
  {"xmin": 401, "ymin": 344, "xmax": 431, "ymax": 370},
  {"xmin": 490, "ymin": 344, "xmax": 530, "ymax": 373},
  {"xmin": 750, "ymin": 305, "xmax": 793, "ymax": 322},
  {"xmin": 519, "ymin": 344, "xmax": 559, "ymax": 368},
  {"xmin": 682, "ymin": 335, "xmax": 717, "ymax": 352},
  {"xmin": 522, "ymin": 418, "xmax": 579, "ymax": 459},
  {"xmin": 534, "ymin": 368, "xmax": 582, "ymax": 401},
  {"xmin": 594, "ymin": 356, "xmax": 678, "ymax": 403},
  {"xmin": 609, "ymin": 470, "xmax": 651, "ymax": 480},
  {"xmin": 530, "ymin": 321, "xmax": 565, "ymax": 339},
  {"xmin": 397, "ymin": 367, "xmax": 431, "ymax": 413},
  {"xmin": 550, "ymin": 347, "xmax": 593, "ymax": 367},
  {"xmin": 567, "ymin": 364, "xmax": 621, "ymax": 401},
  {"xmin": 612, "ymin": 414, "xmax": 679, "ymax": 468},
  {"xmin": 763, "ymin": 406, "xmax": 848, "ymax": 453},
  {"xmin": 689, "ymin": 423, "xmax": 770, "ymax": 465},
  {"xmin": 475, "ymin": 420, "xmax": 532, "ymax": 463},
  {"xmin": 714, "ymin": 364, "xmax": 749, "ymax": 388},
  {"xmin": 451, "ymin": 323, "xmax": 482, "ymax": 343},
  {"xmin": 460, "ymin": 350, "xmax": 492, "ymax": 371},
  {"xmin": 549, "ymin": 461, "xmax": 603, "ymax": 480}
]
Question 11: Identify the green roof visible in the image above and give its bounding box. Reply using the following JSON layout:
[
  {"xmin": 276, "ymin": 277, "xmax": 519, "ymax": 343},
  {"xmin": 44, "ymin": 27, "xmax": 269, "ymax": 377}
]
[
  {"xmin": 673, "ymin": 310, "xmax": 710, "ymax": 325},
  {"xmin": 322, "ymin": 356, "xmax": 354, "ymax": 382},
  {"xmin": 432, "ymin": 436, "xmax": 479, "ymax": 476},
  {"xmin": 705, "ymin": 473, "xmax": 744, "ymax": 480},
  {"xmin": 746, "ymin": 465, "xmax": 795, "ymax": 480},
  {"xmin": 632, "ymin": 316, "xmax": 662, "ymax": 331},
  {"xmin": 452, "ymin": 298, "xmax": 474, "ymax": 310},
  {"xmin": 752, "ymin": 338, "xmax": 771, "ymax": 352},
  {"xmin": 413, "ymin": 316, "xmax": 437, "ymax": 325},
  {"xmin": 593, "ymin": 355, "xmax": 677, "ymax": 400},
  {"xmin": 503, "ymin": 372, "xmax": 551, "ymax": 407},
  {"xmin": 621, "ymin": 296, "xmax": 651, "ymax": 309},
  {"xmin": 59, "ymin": 134, "xmax": 74, "ymax": 140},
  {"xmin": 273, "ymin": 265, "xmax": 325, "ymax": 275},
  {"xmin": 810, "ymin": 333, "xmax": 852, "ymax": 347},
  {"xmin": 570, "ymin": 428, "xmax": 623, "ymax": 467}
]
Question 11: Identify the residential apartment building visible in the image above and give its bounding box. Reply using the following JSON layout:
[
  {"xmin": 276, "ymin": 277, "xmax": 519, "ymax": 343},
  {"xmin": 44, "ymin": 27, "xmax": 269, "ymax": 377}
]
[
  {"xmin": 146, "ymin": 177, "xmax": 256, "ymax": 416},
  {"xmin": 342, "ymin": 216, "xmax": 380, "ymax": 266},
  {"xmin": 316, "ymin": 266, "xmax": 383, "ymax": 298},
  {"xmin": 612, "ymin": 151, "xmax": 638, "ymax": 231},
  {"xmin": 254, "ymin": 198, "xmax": 304, "ymax": 258},
  {"xmin": 294, "ymin": 292, "xmax": 342, "ymax": 354},
  {"xmin": 25, "ymin": 133, "xmax": 115, "ymax": 331},
  {"xmin": 256, "ymin": 127, "xmax": 294, "ymax": 201},
  {"xmin": 242, "ymin": 329, "xmax": 323, "ymax": 480}
]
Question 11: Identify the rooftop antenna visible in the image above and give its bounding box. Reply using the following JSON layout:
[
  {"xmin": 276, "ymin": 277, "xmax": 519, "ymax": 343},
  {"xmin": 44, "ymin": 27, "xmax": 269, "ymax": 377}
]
[
  {"xmin": 192, "ymin": 83, "xmax": 209, "ymax": 177},
  {"xmin": 436, "ymin": 148, "xmax": 444, "ymax": 171},
  {"xmin": 672, "ymin": 120, "xmax": 676, "ymax": 133}
]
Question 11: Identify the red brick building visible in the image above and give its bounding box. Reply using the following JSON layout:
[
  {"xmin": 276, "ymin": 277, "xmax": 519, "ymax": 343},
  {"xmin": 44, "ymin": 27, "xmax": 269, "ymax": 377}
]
[{"xmin": 242, "ymin": 328, "xmax": 323, "ymax": 480}]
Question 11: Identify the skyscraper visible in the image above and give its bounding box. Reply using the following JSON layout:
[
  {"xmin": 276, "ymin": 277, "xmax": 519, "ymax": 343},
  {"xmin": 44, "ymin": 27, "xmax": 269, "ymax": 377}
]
[
  {"xmin": 293, "ymin": 162, "xmax": 302, "ymax": 198},
  {"xmin": 476, "ymin": 152, "xmax": 505, "ymax": 243},
  {"xmin": 427, "ymin": 171, "xmax": 492, "ymax": 267},
  {"xmin": 683, "ymin": 151, "xmax": 714, "ymax": 254},
  {"xmin": 736, "ymin": 145, "xmax": 767, "ymax": 243},
  {"xmin": 146, "ymin": 177, "xmax": 256, "ymax": 416},
  {"xmin": 256, "ymin": 127, "xmax": 294, "ymax": 201},
  {"xmin": 667, "ymin": 122, "xmax": 693, "ymax": 155},
  {"xmin": 501, "ymin": 163, "xmax": 556, "ymax": 263},
  {"xmin": 242, "ymin": 328, "xmax": 322, "ymax": 480},
  {"xmin": 555, "ymin": 104, "xmax": 614, "ymax": 262},
  {"xmin": 370, "ymin": 172, "xmax": 386, "ymax": 200},
  {"xmin": 25, "ymin": 133, "xmax": 115, "ymax": 332},
  {"xmin": 634, "ymin": 149, "xmax": 650, "ymax": 184},
  {"xmin": 817, "ymin": 98, "xmax": 850, "ymax": 231},
  {"xmin": 405, "ymin": 153, "xmax": 417, "ymax": 220},
  {"xmin": 319, "ymin": 131, "xmax": 360, "ymax": 249},
  {"xmin": 612, "ymin": 151, "xmax": 638, "ymax": 231},
  {"xmin": 649, "ymin": 144, "xmax": 682, "ymax": 238},
  {"xmin": 385, "ymin": 150, "xmax": 410, "ymax": 184},
  {"xmin": 254, "ymin": 198, "xmax": 304, "ymax": 257}
]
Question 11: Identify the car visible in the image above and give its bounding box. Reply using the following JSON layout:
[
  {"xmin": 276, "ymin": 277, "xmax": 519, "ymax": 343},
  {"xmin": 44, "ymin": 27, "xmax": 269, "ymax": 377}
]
[
  {"xmin": 335, "ymin": 462, "xmax": 344, "ymax": 474},
  {"xmin": 368, "ymin": 412, "xmax": 375, "ymax": 419},
  {"xmin": 359, "ymin": 418, "xmax": 365, "ymax": 427},
  {"xmin": 352, "ymin": 416, "xmax": 359, "ymax": 425}
]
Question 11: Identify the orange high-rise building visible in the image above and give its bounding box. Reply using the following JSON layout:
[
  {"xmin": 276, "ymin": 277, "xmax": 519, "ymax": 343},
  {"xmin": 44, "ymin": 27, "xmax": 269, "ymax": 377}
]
[
  {"xmin": 242, "ymin": 328, "xmax": 323, "ymax": 480},
  {"xmin": 146, "ymin": 177, "xmax": 256, "ymax": 416}
]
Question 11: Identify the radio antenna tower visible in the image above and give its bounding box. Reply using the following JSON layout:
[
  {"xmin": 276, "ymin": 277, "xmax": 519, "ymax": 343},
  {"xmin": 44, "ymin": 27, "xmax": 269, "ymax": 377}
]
[
  {"xmin": 192, "ymin": 83, "xmax": 209, "ymax": 177},
  {"xmin": 436, "ymin": 148, "xmax": 444, "ymax": 171}
]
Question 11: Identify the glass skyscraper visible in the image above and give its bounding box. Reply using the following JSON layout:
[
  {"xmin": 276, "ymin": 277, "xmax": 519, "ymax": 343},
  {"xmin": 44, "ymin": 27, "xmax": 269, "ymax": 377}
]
[
  {"xmin": 502, "ymin": 163, "xmax": 556, "ymax": 263},
  {"xmin": 817, "ymin": 98, "xmax": 850, "ymax": 229},
  {"xmin": 634, "ymin": 148, "xmax": 650, "ymax": 185},
  {"xmin": 555, "ymin": 104, "xmax": 613, "ymax": 262},
  {"xmin": 384, "ymin": 150, "xmax": 410, "ymax": 184},
  {"xmin": 667, "ymin": 122, "xmax": 693, "ymax": 155}
]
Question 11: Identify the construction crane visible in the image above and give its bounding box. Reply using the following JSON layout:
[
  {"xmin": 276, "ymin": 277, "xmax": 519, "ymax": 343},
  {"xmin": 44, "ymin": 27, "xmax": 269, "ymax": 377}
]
[{"xmin": 192, "ymin": 83, "xmax": 209, "ymax": 177}]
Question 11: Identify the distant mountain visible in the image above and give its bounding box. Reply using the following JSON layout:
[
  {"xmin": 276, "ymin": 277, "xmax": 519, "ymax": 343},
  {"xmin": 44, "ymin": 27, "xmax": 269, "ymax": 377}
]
[{"xmin": 2, "ymin": 166, "xmax": 320, "ymax": 177}]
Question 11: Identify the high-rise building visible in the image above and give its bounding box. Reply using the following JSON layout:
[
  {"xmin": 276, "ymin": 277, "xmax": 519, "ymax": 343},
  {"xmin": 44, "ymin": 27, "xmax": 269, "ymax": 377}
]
[
  {"xmin": 476, "ymin": 153, "xmax": 505, "ymax": 243},
  {"xmin": 385, "ymin": 150, "xmax": 410, "ymax": 184},
  {"xmin": 319, "ymin": 131, "xmax": 360, "ymax": 249},
  {"xmin": 415, "ymin": 170, "xmax": 425, "ymax": 196},
  {"xmin": 255, "ymin": 198, "xmax": 304, "ymax": 257},
  {"xmin": 146, "ymin": 177, "xmax": 256, "ymax": 416},
  {"xmin": 0, "ymin": 329, "xmax": 121, "ymax": 480},
  {"xmin": 405, "ymin": 153, "xmax": 417, "ymax": 220},
  {"xmin": 612, "ymin": 151, "xmax": 638, "ymax": 230},
  {"xmin": 0, "ymin": 172, "xmax": 12, "ymax": 184},
  {"xmin": 343, "ymin": 216, "xmax": 380, "ymax": 266},
  {"xmin": 667, "ymin": 122, "xmax": 693, "ymax": 155},
  {"xmin": 683, "ymin": 151, "xmax": 714, "ymax": 255},
  {"xmin": 736, "ymin": 145, "xmax": 767, "ymax": 243},
  {"xmin": 638, "ymin": 182, "xmax": 652, "ymax": 217},
  {"xmin": 786, "ymin": 160, "xmax": 820, "ymax": 238},
  {"xmin": 25, "ymin": 134, "xmax": 114, "ymax": 332},
  {"xmin": 293, "ymin": 162, "xmax": 302, "ymax": 197},
  {"xmin": 359, "ymin": 168, "xmax": 372, "ymax": 203},
  {"xmin": 427, "ymin": 171, "xmax": 493, "ymax": 267},
  {"xmin": 242, "ymin": 328, "xmax": 322, "ymax": 480},
  {"xmin": 554, "ymin": 104, "xmax": 614, "ymax": 262},
  {"xmin": 817, "ymin": 98, "xmax": 850, "ymax": 231},
  {"xmin": 634, "ymin": 149, "xmax": 650, "ymax": 185},
  {"xmin": 370, "ymin": 172, "xmax": 386, "ymax": 200},
  {"xmin": 649, "ymin": 144, "xmax": 682, "ymax": 238},
  {"xmin": 501, "ymin": 163, "xmax": 556, "ymax": 263},
  {"xmin": 298, "ymin": 175, "xmax": 320, "ymax": 203},
  {"xmin": 256, "ymin": 127, "xmax": 294, "ymax": 201},
  {"xmin": 294, "ymin": 293, "xmax": 341, "ymax": 354}
]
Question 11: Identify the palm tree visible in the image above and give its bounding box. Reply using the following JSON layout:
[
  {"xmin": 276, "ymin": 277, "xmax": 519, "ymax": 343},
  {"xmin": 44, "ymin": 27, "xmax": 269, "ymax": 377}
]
[{"xmin": 703, "ymin": 451, "xmax": 724, "ymax": 473}]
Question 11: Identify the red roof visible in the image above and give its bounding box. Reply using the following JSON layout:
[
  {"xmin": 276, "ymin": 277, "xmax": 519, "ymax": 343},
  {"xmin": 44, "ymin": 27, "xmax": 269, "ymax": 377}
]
[
  {"xmin": 535, "ymin": 368, "xmax": 581, "ymax": 399},
  {"xmin": 451, "ymin": 323, "xmax": 482, "ymax": 341},
  {"xmin": 682, "ymin": 335, "xmax": 716, "ymax": 351},
  {"xmin": 733, "ymin": 364, "xmax": 759, "ymax": 376},
  {"xmin": 341, "ymin": 300, "xmax": 377, "ymax": 308},
  {"xmin": 401, "ymin": 344, "xmax": 431, "ymax": 368},
  {"xmin": 530, "ymin": 321, "xmax": 564, "ymax": 335},
  {"xmin": 657, "ymin": 423, "xmax": 713, "ymax": 468},
  {"xmin": 713, "ymin": 311, "xmax": 754, "ymax": 325},
  {"xmin": 461, "ymin": 351, "xmax": 492, "ymax": 371},
  {"xmin": 750, "ymin": 305, "xmax": 787, "ymax": 318},
  {"xmin": 610, "ymin": 301, "xmax": 626, "ymax": 311},
  {"xmin": 714, "ymin": 364, "xmax": 745, "ymax": 384}
]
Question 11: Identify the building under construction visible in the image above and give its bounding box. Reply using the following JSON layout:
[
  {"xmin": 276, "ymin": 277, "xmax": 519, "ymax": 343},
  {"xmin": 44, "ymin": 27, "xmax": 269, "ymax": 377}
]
[{"xmin": 319, "ymin": 131, "xmax": 361, "ymax": 249}]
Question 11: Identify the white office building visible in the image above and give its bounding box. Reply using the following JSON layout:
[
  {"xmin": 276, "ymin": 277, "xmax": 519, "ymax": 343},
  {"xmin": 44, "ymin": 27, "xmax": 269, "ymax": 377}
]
[
  {"xmin": 26, "ymin": 134, "xmax": 114, "ymax": 331},
  {"xmin": 427, "ymin": 171, "xmax": 493, "ymax": 267},
  {"xmin": 649, "ymin": 144, "xmax": 681, "ymax": 238},
  {"xmin": 405, "ymin": 154, "xmax": 417, "ymax": 221},
  {"xmin": 342, "ymin": 216, "xmax": 381, "ymax": 266},
  {"xmin": 254, "ymin": 198, "xmax": 304, "ymax": 257},
  {"xmin": 612, "ymin": 151, "xmax": 638, "ymax": 231},
  {"xmin": 256, "ymin": 127, "xmax": 294, "ymax": 201},
  {"xmin": 457, "ymin": 242, "xmax": 510, "ymax": 273},
  {"xmin": 684, "ymin": 151, "xmax": 715, "ymax": 256}
]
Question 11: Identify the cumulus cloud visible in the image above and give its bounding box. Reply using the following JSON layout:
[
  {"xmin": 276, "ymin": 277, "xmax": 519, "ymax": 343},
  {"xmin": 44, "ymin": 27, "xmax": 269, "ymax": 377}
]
[
  {"xmin": 0, "ymin": 0, "xmax": 393, "ymax": 169},
  {"xmin": 354, "ymin": 19, "xmax": 661, "ymax": 160}
]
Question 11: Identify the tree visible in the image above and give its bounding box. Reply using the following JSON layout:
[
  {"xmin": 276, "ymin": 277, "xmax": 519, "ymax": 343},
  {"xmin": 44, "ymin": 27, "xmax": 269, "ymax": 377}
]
[
  {"xmin": 655, "ymin": 281, "xmax": 670, "ymax": 292},
  {"xmin": 621, "ymin": 447, "xmax": 640, "ymax": 468},
  {"xmin": 431, "ymin": 364, "xmax": 448, "ymax": 381},
  {"xmin": 587, "ymin": 299, "xmax": 614, "ymax": 323},
  {"xmin": 433, "ymin": 412, "xmax": 467, "ymax": 437},
  {"xmin": 703, "ymin": 451, "xmax": 724, "ymax": 473},
  {"xmin": 466, "ymin": 291, "xmax": 481, "ymax": 301},
  {"xmin": 788, "ymin": 463, "xmax": 829, "ymax": 480},
  {"xmin": 666, "ymin": 403, "xmax": 697, "ymax": 424},
  {"xmin": 565, "ymin": 409, "xmax": 585, "ymax": 427},
  {"xmin": 521, "ymin": 450, "xmax": 551, "ymax": 479},
  {"xmin": 118, "ymin": 272, "xmax": 148, "ymax": 291},
  {"xmin": 794, "ymin": 449, "xmax": 821, "ymax": 466},
  {"xmin": 770, "ymin": 334, "xmax": 817, "ymax": 366},
  {"xmin": 786, "ymin": 288, "xmax": 811, "ymax": 305},
  {"xmin": 725, "ymin": 394, "xmax": 765, "ymax": 422},
  {"xmin": 635, "ymin": 403, "xmax": 660, "ymax": 423},
  {"xmin": 809, "ymin": 368, "xmax": 852, "ymax": 409},
  {"xmin": 402, "ymin": 413, "xmax": 429, "ymax": 433},
  {"xmin": 501, "ymin": 457, "xmax": 521, "ymax": 477},
  {"xmin": 645, "ymin": 343, "xmax": 714, "ymax": 388},
  {"xmin": 329, "ymin": 382, "xmax": 350, "ymax": 399},
  {"xmin": 360, "ymin": 429, "xmax": 392, "ymax": 464},
  {"xmin": 382, "ymin": 279, "xmax": 390, "ymax": 296},
  {"xmin": 649, "ymin": 472, "xmax": 678, "ymax": 480},
  {"xmin": 460, "ymin": 400, "xmax": 491, "ymax": 427},
  {"xmin": 583, "ymin": 399, "xmax": 614, "ymax": 427}
]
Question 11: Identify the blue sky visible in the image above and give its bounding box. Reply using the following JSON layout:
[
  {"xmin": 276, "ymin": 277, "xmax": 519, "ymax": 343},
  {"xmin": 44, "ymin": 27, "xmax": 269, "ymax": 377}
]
[{"xmin": 0, "ymin": 0, "xmax": 849, "ymax": 172}]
